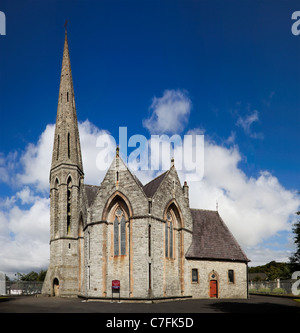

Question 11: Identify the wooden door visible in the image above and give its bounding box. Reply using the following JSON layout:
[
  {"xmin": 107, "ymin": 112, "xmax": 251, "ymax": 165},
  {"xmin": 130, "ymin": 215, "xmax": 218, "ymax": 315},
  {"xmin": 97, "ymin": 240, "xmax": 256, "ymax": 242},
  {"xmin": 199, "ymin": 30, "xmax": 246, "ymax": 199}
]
[{"xmin": 209, "ymin": 280, "xmax": 218, "ymax": 298}]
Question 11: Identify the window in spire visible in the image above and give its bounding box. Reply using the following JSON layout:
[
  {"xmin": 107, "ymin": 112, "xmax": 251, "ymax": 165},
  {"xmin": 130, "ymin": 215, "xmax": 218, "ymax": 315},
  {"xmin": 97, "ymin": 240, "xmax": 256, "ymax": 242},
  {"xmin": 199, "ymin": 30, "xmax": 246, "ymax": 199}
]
[
  {"xmin": 67, "ymin": 133, "xmax": 70, "ymax": 159},
  {"xmin": 67, "ymin": 189, "xmax": 71, "ymax": 234},
  {"xmin": 67, "ymin": 91, "xmax": 69, "ymax": 102},
  {"xmin": 57, "ymin": 135, "xmax": 60, "ymax": 160},
  {"xmin": 148, "ymin": 224, "xmax": 151, "ymax": 257}
]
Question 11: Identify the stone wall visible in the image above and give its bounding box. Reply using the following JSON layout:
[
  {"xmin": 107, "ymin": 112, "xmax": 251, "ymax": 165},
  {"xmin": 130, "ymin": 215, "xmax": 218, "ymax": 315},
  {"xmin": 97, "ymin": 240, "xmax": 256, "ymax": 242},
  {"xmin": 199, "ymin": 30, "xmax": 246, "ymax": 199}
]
[{"xmin": 187, "ymin": 260, "xmax": 248, "ymax": 299}]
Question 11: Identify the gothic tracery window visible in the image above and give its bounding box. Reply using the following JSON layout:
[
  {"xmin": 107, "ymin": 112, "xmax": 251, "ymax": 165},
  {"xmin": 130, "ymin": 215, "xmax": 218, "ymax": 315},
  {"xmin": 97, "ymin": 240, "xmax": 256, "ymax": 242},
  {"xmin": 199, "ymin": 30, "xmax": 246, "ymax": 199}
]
[
  {"xmin": 113, "ymin": 206, "xmax": 126, "ymax": 256},
  {"xmin": 165, "ymin": 210, "xmax": 174, "ymax": 258}
]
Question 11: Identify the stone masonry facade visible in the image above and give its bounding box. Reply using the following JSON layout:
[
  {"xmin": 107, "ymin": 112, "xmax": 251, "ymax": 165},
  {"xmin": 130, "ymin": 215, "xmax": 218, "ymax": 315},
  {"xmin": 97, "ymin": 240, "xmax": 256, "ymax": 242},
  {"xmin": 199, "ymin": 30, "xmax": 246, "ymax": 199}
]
[{"xmin": 42, "ymin": 31, "xmax": 249, "ymax": 299}]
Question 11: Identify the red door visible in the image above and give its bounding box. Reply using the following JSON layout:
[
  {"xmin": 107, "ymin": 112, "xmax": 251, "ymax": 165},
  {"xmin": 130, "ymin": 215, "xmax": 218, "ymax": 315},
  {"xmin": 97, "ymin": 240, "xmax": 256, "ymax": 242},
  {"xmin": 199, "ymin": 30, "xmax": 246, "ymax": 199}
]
[{"xmin": 209, "ymin": 280, "xmax": 218, "ymax": 298}]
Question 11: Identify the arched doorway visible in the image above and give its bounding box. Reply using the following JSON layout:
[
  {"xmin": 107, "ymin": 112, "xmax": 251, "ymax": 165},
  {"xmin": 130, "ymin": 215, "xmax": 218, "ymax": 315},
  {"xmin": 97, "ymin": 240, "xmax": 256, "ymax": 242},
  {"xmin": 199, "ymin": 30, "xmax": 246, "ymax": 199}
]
[
  {"xmin": 208, "ymin": 271, "xmax": 219, "ymax": 298},
  {"xmin": 53, "ymin": 278, "xmax": 60, "ymax": 296},
  {"xmin": 209, "ymin": 280, "xmax": 218, "ymax": 298}
]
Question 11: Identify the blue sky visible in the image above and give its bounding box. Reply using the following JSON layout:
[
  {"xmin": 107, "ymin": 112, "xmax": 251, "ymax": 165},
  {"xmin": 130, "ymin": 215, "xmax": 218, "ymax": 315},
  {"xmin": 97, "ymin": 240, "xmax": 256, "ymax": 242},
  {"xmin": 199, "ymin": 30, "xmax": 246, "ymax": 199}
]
[{"xmin": 1, "ymin": 0, "xmax": 300, "ymax": 275}]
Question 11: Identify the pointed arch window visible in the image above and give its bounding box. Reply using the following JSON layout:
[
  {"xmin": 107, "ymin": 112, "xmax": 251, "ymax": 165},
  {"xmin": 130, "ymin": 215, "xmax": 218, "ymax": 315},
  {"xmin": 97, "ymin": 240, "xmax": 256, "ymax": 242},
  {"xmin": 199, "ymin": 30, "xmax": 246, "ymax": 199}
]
[
  {"xmin": 165, "ymin": 211, "xmax": 174, "ymax": 258},
  {"xmin": 54, "ymin": 178, "xmax": 59, "ymax": 237},
  {"xmin": 67, "ymin": 177, "xmax": 72, "ymax": 235},
  {"xmin": 67, "ymin": 133, "xmax": 70, "ymax": 159},
  {"xmin": 57, "ymin": 135, "xmax": 60, "ymax": 160},
  {"xmin": 113, "ymin": 206, "xmax": 126, "ymax": 256}
]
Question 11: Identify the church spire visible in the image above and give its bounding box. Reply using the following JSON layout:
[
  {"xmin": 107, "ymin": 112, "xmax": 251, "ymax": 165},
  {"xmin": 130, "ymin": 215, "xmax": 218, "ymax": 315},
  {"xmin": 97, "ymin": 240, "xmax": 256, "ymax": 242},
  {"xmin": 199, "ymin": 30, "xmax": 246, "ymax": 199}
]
[{"xmin": 51, "ymin": 28, "xmax": 84, "ymax": 175}]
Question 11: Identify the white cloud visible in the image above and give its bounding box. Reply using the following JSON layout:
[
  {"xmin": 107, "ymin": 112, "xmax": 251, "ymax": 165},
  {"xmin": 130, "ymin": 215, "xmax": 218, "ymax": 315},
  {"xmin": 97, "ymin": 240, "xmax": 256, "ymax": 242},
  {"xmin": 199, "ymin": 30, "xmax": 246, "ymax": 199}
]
[
  {"xmin": 143, "ymin": 89, "xmax": 191, "ymax": 134},
  {"xmin": 0, "ymin": 151, "xmax": 18, "ymax": 185},
  {"xmin": 80, "ymin": 120, "xmax": 116, "ymax": 185},
  {"xmin": 183, "ymin": 140, "xmax": 300, "ymax": 250},
  {"xmin": 247, "ymin": 244, "xmax": 295, "ymax": 267},
  {"xmin": 0, "ymin": 119, "xmax": 115, "ymax": 277},
  {"xmin": 13, "ymin": 120, "xmax": 115, "ymax": 192},
  {"xmin": 0, "ymin": 197, "xmax": 50, "ymax": 277},
  {"xmin": 16, "ymin": 186, "xmax": 38, "ymax": 205},
  {"xmin": 236, "ymin": 110, "xmax": 263, "ymax": 139},
  {"xmin": 0, "ymin": 109, "xmax": 299, "ymax": 275},
  {"xmin": 17, "ymin": 124, "xmax": 55, "ymax": 192}
]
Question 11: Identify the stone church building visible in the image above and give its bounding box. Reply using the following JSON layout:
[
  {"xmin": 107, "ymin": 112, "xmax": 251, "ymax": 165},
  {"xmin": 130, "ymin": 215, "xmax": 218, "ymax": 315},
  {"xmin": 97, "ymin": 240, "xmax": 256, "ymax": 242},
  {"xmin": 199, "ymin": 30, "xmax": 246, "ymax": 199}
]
[{"xmin": 42, "ymin": 31, "xmax": 249, "ymax": 299}]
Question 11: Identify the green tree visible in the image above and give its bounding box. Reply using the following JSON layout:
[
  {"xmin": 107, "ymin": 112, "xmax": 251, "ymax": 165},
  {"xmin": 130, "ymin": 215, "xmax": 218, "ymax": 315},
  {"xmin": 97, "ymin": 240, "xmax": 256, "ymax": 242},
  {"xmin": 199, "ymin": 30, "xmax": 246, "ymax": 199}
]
[
  {"xmin": 17, "ymin": 270, "xmax": 47, "ymax": 282},
  {"xmin": 21, "ymin": 271, "xmax": 38, "ymax": 281},
  {"xmin": 37, "ymin": 270, "xmax": 47, "ymax": 281},
  {"xmin": 249, "ymin": 261, "xmax": 291, "ymax": 280}
]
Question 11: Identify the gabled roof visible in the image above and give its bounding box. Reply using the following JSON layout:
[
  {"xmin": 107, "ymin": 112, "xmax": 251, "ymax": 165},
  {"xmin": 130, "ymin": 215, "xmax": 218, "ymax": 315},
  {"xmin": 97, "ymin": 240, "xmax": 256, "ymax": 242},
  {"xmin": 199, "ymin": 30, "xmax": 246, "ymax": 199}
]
[
  {"xmin": 186, "ymin": 209, "xmax": 249, "ymax": 262},
  {"xmin": 142, "ymin": 171, "xmax": 168, "ymax": 198}
]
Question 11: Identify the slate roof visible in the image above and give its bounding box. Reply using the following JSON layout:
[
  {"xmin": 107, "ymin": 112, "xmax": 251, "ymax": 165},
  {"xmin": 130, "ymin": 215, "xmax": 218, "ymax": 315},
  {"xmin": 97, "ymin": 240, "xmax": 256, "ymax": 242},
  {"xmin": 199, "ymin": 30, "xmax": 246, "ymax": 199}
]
[
  {"xmin": 186, "ymin": 209, "xmax": 249, "ymax": 262},
  {"xmin": 84, "ymin": 184, "xmax": 100, "ymax": 207},
  {"xmin": 142, "ymin": 171, "xmax": 168, "ymax": 198}
]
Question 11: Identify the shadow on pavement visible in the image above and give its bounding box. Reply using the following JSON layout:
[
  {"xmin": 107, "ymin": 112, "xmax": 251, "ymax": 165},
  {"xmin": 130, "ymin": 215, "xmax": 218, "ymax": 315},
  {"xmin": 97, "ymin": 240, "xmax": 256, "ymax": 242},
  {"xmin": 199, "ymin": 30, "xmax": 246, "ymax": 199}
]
[
  {"xmin": 0, "ymin": 296, "xmax": 17, "ymax": 303},
  {"xmin": 211, "ymin": 300, "xmax": 300, "ymax": 313}
]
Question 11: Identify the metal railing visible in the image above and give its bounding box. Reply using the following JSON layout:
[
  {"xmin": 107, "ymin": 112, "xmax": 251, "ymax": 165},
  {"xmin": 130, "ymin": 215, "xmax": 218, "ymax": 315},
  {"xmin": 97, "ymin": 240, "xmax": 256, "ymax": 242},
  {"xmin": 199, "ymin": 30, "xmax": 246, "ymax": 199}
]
[
  {"xmin": 6, "ymin": 281, "xmax": 43, "ymax": 295},
  {"xmin": 249, "ymin": 279, "xmax": 296, "ymax": 295}
]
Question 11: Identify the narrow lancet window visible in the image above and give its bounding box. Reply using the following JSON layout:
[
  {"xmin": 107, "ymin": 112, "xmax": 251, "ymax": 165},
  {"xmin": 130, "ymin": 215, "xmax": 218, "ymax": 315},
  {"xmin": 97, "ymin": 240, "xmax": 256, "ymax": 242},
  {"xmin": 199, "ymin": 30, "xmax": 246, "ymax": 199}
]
[
  {"xmin": 57, "ymin": 135, "xmax": 60, "ymax": 160},
  {"xmin": 114, "ymin": 216, "xmax": 119, "ymax": 256},
  {"xmin": 120, "ymin": 216, "xmax": 126, "ymax": 255},
  {"xmin": 67, "ymin": 177, "xmax": 72, "ymax": 235},
  {"xmin": 67, "ymin": 189, "xmax": 71, "ymax": 234},
  {"xmin": 165, "ymin": 210, "xmax": 174, "ymax": 258},
  {"xmin": 67, "ymin": 133, "xmax": 70, "ymax": 159},
  {"xmin": 148, "ymin": 224, "xmax": 151, "ymax": 257},
  {"xmin": 165, "ymin": 222, "xmax": 168, "ymax": 257},
  {"xmin": 113, "ymin": 206, "xmax": 127, "ymax": 257},
  {"xmin": 169, "ymin": 221, "xmax": 173, "ymax": 258}
]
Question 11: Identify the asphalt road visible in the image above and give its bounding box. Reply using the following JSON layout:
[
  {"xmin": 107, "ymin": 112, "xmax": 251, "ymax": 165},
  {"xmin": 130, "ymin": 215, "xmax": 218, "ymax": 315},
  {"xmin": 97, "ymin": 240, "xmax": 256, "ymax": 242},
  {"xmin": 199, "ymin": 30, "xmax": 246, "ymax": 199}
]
[{"xmin": 0, "ymin": 294, "xmax": 299, "ymax": 313}]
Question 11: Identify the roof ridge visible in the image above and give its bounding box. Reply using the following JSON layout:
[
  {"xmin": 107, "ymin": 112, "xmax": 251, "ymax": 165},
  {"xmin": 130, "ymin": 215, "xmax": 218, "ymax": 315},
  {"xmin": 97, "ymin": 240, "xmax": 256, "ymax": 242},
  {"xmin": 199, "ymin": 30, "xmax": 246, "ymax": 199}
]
[
  {"xmin": 190, "ymin": 208, "xmax": 217, "ymax": 212},
  {"xmin": 143, "ymin": 170, "xmax": 168, "ymax": 187},
  {"xmin": 142, "ymin": 170, "xmax": 169, "ymax": 198},
  {"xmin": 84, "ymin": 184, "xmax": 100, "ymax": 188}
]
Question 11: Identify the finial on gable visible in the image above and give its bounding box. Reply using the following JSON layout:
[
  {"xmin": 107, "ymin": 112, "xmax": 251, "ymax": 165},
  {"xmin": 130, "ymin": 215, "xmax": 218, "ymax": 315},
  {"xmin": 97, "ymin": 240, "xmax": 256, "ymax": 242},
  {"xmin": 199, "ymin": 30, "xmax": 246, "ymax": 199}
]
[
  {"xmin": 116, "ymin": 145, "xmax": 120, "ymax": 157},
  {"xmin": 171, "ymin": 157, "xmax": 175, "ymax": 167}
]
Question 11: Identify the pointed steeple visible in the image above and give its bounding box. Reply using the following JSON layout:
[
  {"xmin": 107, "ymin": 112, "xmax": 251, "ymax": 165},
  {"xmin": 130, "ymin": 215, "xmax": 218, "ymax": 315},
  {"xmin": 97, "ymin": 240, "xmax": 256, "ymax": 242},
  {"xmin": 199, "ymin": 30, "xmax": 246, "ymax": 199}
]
[{"xmin": 51, "ymin": 29, "xmax": 84, "ymax": 175}]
